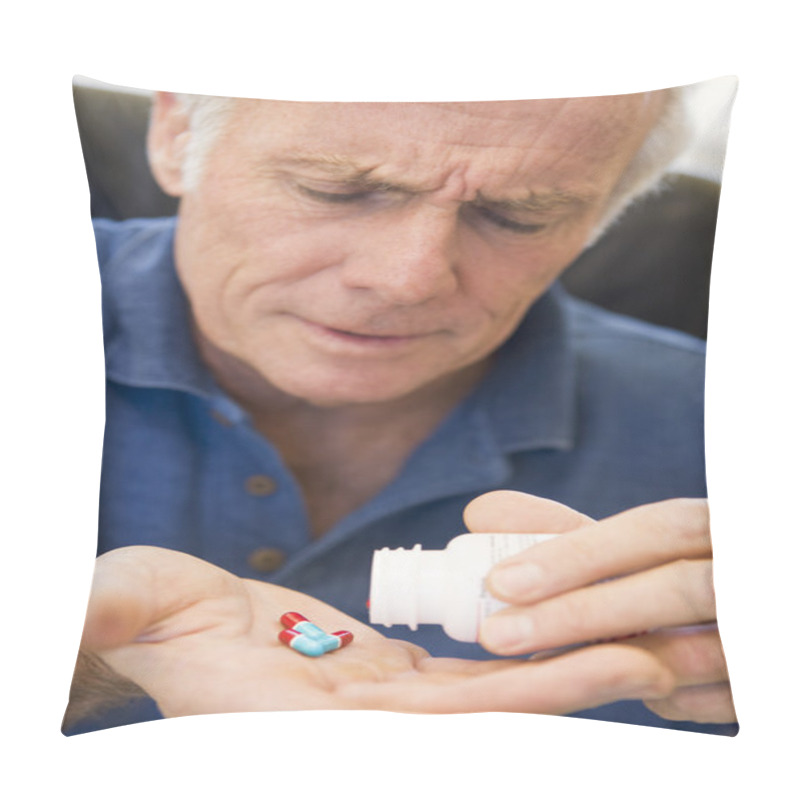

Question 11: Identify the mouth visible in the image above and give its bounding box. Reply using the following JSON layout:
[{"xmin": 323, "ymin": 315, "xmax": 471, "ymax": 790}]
[{"xmin": 297, "ymin": 317, "xmax": 434, "ymax": 349}]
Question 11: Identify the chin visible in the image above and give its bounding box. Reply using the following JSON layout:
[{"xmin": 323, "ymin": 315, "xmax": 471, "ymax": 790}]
[
  {"xmin": 274, "ymin": 372, "xmax": 427, "ymax": 408},
  {"xmin": 296, "ymin": 385, "xmax": 415, "ymax": 409}
]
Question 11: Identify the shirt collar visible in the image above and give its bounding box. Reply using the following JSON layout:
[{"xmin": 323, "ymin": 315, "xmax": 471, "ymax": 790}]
[
  {"xmin": 102, "ymin": 217, "xmax": 577, "ymax": 452},
  {"xmin": 102, "ymin": 218, "xmax": 248, "ymax": 418}
]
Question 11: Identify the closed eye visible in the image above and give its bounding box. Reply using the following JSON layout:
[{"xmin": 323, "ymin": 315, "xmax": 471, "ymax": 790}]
[
  {"xmin": 471, "ymin": 204, "xmax": 547, "ymax": 234},
  {"xmin": 298, "ymin": 186, "xmax": 376, "ymax": 204},
  {"xmin": 296, "ymin": 180, "xmax": 549, "ymax": 233}
]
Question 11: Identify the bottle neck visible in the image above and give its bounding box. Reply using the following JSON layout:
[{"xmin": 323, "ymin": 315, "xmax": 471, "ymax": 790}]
[{"xmin": 369, "ymin": 545, "xmax": 449, "ymax": 630}]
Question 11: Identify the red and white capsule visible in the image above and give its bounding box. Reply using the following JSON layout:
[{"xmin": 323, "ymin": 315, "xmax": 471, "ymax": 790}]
[{"xmin": 278, "ymin": 611, "xmax": 354, "ymax": 657}]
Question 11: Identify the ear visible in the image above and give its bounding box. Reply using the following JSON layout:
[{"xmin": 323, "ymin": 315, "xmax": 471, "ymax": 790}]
[{"xmin": 147, "ymin": 92, "xmax": 191, "ymax": 197}]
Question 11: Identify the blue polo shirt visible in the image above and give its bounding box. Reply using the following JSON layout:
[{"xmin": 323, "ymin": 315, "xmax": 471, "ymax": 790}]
[{"xmin": 70, "ymin": 216, "xmax": 735, "ymax": 736}]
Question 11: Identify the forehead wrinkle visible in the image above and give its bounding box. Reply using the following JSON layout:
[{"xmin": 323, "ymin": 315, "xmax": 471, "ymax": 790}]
[
  {"xmin": 422, "ymin": 97, "xmax": 628, "ymax": 158},
  {"xmin": 261, "ymin": 98, "xmax": 638, "ymax": 206},
  {"xmin": 425, "ymin": 102, "xmax": 605, "ymax": 196},
  {"xmin": 533, "ymin": 94, "xmax": 662, "ymax": 176},
  {"xmin": 427, "ymin": 98, "xmax": 569, "ymax": 122}
]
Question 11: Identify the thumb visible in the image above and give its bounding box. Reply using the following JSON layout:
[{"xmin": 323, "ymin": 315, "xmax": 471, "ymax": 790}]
[
  {"xmin": 80, "ymin": 545, "xmax": 238, "ymax": 651},
  {"xmin": 80, "ymin": 547, "xmax": 162, "ymax": 651},
  {"xmin": 463, "ymin": 490, "xmax": 594, "ymax": 534}
]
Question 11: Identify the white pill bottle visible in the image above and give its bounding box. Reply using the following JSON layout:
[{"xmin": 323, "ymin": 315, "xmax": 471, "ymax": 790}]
[{"xmin": 369, "ymin": 532, "xmax": 556, "ymax": 643}]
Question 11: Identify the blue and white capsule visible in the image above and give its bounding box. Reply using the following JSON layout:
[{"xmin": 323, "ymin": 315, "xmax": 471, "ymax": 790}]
[{"xmin": 278, "ymin": 612, "xmax": 354, "ymax": 657}]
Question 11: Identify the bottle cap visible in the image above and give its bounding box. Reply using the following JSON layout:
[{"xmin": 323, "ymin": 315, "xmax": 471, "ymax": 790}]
[{"xmin": 369, "ymin": 544, "xmax": 424, "ymax": 630}]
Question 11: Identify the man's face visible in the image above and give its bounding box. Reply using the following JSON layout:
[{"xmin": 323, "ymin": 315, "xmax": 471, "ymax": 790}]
[{"xmin": 162, "ymin": 95, "xmax": 662, "ymax": 407}]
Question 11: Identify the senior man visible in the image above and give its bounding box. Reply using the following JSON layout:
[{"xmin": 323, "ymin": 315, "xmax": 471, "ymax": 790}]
[{"xmin": 64, "ymin": 89, "xmax": 736, "ymax": 735}]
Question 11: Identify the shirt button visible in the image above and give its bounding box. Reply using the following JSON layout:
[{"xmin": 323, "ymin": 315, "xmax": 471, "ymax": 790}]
[
  {"xmin": 245, "ymin": 475, "xmax": 278, "ymax": 496},
  {"xmin": 210, "ymin": 409, "xmax": 233, "ymax": 427},
  {"xmin": 248, "ymin": 547, "xmax": 286, "ymax": 573}
]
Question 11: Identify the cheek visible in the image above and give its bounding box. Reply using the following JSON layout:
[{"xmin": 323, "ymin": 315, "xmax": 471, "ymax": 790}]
[
  {"xmin": 463, "ymin": 238, "xmax": 582, "ymax": 319},
  {"xmin": 176, "ymin": 190, "xmax": 353, "ymax": 299}
]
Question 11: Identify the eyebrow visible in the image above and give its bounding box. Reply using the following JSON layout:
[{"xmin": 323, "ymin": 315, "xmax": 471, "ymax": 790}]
[
  {"xmin": 271, "ymin": 155, "xmax": 393, "ymax": 184},
  {"xmin": 474, "ymin": 190, "xmax": 594, "ymax": 214},
  {"xmin": 271, "ymin": 155, "xmax": 595, "ymax": 211}
]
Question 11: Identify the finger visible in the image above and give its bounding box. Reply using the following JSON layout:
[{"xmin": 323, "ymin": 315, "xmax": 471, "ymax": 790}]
[
  {"xmin": 463, "ymin": 490, "xmax": 594, "ymax": 533},
  {"xmin": 82, "ymin": 546, "xmax": 244, "ymax": 651},
  {"xmin": 645, "ymin": 683, "xmax": 737, "ymax": 725},
  {"xmin": 524, "ymin": 627, "xmax": 735, "ymax": 722},
  {"xmin": 480, "ymin": 558, "xmax": 717, "ymax": 655},
  {"xmin": 486, "ymin": 497, "xmax": 711, "ymax": 604},
  {"xmin": 342, "ymin": 643, "xmax": 675, "ymax": 715},
  {"xmin": 631, "ymin": 625, "xmax": 730, "ymax": 688}
]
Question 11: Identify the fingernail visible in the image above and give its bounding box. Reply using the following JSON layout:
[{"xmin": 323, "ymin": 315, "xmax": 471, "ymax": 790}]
[
  {"xmin": 489, "ymin": 562, "xmax": 543, "ymax": 599},
  {"xmin": 480, "ymin": 614, "xmax": 535, "ymax": 652}
]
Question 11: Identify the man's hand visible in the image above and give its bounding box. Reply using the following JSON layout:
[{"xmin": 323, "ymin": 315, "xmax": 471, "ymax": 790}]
[
  {"xmin": 465, "ymin": 491, "xmax": 736, "ymax": 725},
  {"xmin": 69, "ymin": 545, "xmax": 679, "ymax": 721}
]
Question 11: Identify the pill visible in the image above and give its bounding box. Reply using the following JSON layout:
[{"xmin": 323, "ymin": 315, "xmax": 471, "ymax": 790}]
[
  {"xmin": 280, "ymin": 612, "xmax": 310, "ymax": 628},
  {"xmin": 331, "ymin": 630, "xmax": 354, "ymax": 647},
  {"xmin": 279, "ymin": 629, "xmax": 328, "ymax": 657},
  {"xmin": 278, "ymin": 612, "xmax": 354, "ymax": 657}
]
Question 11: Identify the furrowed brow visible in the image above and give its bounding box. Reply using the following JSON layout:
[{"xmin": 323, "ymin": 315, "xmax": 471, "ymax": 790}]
[{"xmin": 270, "ymin": 156, "xmax": 596, "ymax": 209}]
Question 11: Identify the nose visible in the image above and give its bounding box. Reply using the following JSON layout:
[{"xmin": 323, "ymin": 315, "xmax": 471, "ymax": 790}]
[{"xmin": 340, "ymin": 204, "xmax": 460, "ymax": 305}]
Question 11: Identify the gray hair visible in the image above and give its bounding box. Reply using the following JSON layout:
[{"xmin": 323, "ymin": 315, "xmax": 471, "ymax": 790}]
[
  {"xmin": 172, "ymin": 88, "xmax": 692, "ymax": 240},
  {"xmin": 174, "ymin": 93, "xmax": 237, "ymax": 189},
  {"xmin": 588, "ymin": 87, "xmax": 691, "ymax": 243}
]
